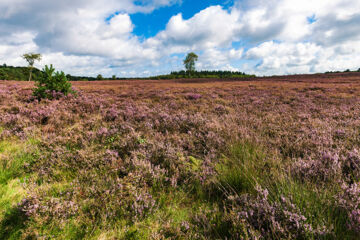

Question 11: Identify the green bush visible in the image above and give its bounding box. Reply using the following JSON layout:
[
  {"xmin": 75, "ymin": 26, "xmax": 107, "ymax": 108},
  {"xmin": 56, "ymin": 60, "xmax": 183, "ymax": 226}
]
[
  {"xmin": 33, "ymin": 65, "xmax": 74, "ymax": 99},
  {"xmin": 96, "ymin": 74, "xmax": 103, "ymax": 80}
]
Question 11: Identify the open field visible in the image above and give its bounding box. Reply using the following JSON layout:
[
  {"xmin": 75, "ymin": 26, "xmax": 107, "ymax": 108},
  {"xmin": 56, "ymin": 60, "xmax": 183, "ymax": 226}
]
[{"xmin": 1, "ymin": 73, "xmax": 360, "ymax": 239}]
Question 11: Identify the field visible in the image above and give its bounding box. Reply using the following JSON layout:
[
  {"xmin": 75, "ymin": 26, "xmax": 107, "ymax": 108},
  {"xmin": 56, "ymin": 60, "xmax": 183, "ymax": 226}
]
[{"xmin": 1, "ymin": 72, "xmax": 360, "ymax": 239}]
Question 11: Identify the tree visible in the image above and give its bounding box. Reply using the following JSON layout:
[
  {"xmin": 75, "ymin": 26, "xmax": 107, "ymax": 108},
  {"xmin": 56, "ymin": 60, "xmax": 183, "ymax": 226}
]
[
  {"xmin": 97, "ymin": 74, "xmax": 103, "ymax": 80},
  {"xmin": 33, "ymin": 64, "xmax": 74, "ymax": 99},
  {"xmin": 112, "ymin": 75, "xmax": 116, "ymax": 80},
  {"xmin": 183, "ymin": 52, "xmax": 198, "ymax": 75},
  {"xmin": 22, "ymin": 53, "xmax": 42, "ymax": 81}
]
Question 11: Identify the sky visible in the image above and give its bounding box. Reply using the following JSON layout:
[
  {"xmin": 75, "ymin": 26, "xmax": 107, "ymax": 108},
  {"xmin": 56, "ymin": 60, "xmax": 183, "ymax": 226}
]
[{"xmin": 0, "ymin": 0, "xmax": 360, "ymax": 77}]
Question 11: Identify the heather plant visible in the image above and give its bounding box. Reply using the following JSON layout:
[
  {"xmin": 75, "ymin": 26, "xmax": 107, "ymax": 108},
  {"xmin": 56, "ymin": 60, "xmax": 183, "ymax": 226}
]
[
  {"xmin": 337, "ymin": 183, "xmax": 360, "ymax": 233},
  {"xmin": 226, "ymin": 186, "xmax": 313, "ymax": 239},
  {"xmin": 33, "ymin": 64, "xmax": 74, "ymax": 99},
  {"xmin": 342, "ymin": 149, "xmax": 360, "ymax": 183},
  {"xmin": 1, "ymin": 77, "xmax": 360, "ymax": 238}
]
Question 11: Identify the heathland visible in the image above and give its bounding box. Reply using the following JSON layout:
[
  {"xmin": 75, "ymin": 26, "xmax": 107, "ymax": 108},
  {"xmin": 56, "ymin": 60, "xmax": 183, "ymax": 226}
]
[{"xmin": 1, "ymin": 72, "xmax": 360, "ymax": 239}]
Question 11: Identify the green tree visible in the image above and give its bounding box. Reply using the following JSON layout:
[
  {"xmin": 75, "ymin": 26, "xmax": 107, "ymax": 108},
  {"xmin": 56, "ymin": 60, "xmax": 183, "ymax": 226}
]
[
  {"xmin": 0, "ymin": 69, "xmax": 8, "ymax": 80},
  {"xmin": 183, "ymin": 52, "xmax": 198, "ymax": 75},
  {"xmin": 22, "ymin": 53, "xmax": 42, "ymax": 81},
  {"xmin": 97, "ymin": 74, "xmax": 103, "ymax": 80},
  {"xmin": 112, "ymin": 75, "xmax": 116, "ymax": 80},
  {"xmin": 33, "ymin": 64, "xmax": 74, "ymax": 99}
]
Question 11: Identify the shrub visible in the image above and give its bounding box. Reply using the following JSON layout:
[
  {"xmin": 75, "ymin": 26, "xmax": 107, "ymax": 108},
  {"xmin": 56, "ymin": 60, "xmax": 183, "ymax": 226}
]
[
  {"xmin": 33, "ymin": 65, "xmax": 74, "ymax": 99},
  {"xmin": 96, "ymin": 74, "xmax": 103, "ymax": 80}
]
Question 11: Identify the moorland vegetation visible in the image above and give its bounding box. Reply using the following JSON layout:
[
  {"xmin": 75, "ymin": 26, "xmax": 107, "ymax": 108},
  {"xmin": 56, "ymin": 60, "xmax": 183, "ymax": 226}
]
[{"xmin": 1, "ymin": 76, "xmax": 360, "ymax": 239}]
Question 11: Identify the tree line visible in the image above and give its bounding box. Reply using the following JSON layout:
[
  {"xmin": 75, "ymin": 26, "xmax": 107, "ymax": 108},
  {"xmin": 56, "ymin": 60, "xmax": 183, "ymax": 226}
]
[
  {"xmin": 0, "ymin": 64, "xmax": 44, "ymax": 81},
  {"xmin": 0, "ymin": 64, "xmax": 256, "ymax": 81}
]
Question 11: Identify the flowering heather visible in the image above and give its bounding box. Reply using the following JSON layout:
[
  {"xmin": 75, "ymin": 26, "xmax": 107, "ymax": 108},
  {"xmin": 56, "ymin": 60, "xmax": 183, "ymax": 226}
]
[
  {"xmin": 1, "ymin": 74, "xmax": 360, "ymax": 239},
  {"xmin": 186, "ymin": 93, "xmax": 202, "ymax": 100}
]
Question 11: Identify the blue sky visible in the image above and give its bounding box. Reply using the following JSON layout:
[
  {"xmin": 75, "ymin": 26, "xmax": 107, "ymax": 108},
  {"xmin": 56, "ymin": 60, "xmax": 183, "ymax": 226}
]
[
  {"xmin": 0, "ymin": 0, "xmax": 360, "ymax": 77},
  {"xmin": 130, "ymin": 0, "xmax": 235, "ymax": 38}
]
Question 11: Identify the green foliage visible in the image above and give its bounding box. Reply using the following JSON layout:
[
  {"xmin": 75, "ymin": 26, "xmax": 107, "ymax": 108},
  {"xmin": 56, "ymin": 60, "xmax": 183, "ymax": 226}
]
[
  {"xmin": 22, "ymin": 53, "xmax": 42, "ymax": 68},
  {"xmin": 0, "ymin": 142, "xmax": 34, "ymax": 185},
  {"xmin": 0, "ymin": 65, "xmax": 43, "ymax": 81},
  {"xmin": 0, "ymin": 64, "xmax": 99, "ymax": 81},
  {"xmin": 208, "ymin": 142, "xmax": 359, "ymax": 239},
  {"xmin": 0, "ymin": 139, "xmax": 39, "ymax": 239},
  {"xmin": 97, "ymin": 74, "xmax": 103, "ymax": 80},
  {"xmin": 22, "ymin": 53, "xmax": 42, "ymax": 81},
  {"xmin": 183, "ymin": 52, "xmax": 198, "ymax": 74},
  {"xmin": 32, "ymin": 64, "xmax": 74, "ymax": 99},
  {"xmin": 1, "ymin": 63, "xmax": 256, "ymax": 81},
  {"xmin": 185, "ymin": 156, "xmax": 203, "ymax": 172},
  {"xmin": 149, "ymin": 70, "xmax": 256, "ymax": 79},
  {"xmin": 215, "ymin": 142, "xmax": 267, "ymax": 196}
]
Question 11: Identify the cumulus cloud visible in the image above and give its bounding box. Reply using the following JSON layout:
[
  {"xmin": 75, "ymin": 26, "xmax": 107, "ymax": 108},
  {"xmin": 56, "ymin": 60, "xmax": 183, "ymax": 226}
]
[
  {"xmin": 153, "ymin": 6, "xmax": 241, "ymax": 50},
  {"xmin": 246, "ymin": 41, "xmax": 322, "ymax": 75},
  {"xmin": 236, "ymin": 0, "xmax": 360, "ymax": 74},
  {"xmin": 0, "ymin": 0, "xmax": 359, "ymax": 76},
  {"xmin": 0, "ymin": 32, "xmax": 38, "ymax": 66},
  {"xmin": 0, "ymin": 0, "xmax": 178, "ymax": 76},
  {"xmin": 143, "ymin": 0, "xmax": 360, "ymax": 74}
]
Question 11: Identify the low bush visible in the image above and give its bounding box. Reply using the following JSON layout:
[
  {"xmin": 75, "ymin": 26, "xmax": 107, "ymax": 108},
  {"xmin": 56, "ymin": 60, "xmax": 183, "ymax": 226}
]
[{"xmin": 33, "ymin": 65, "xmax": 74, "ymax": 99}]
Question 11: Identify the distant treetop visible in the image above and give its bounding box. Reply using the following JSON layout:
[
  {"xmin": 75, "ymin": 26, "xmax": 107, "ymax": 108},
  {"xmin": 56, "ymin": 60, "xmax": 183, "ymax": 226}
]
[
  {"xmin": 22, "ymin": 53, "xmax": 42, "ymax": 81},
  {"xmin": 183, "ymin": 52, "xmax": 198, "ymax": 74}
]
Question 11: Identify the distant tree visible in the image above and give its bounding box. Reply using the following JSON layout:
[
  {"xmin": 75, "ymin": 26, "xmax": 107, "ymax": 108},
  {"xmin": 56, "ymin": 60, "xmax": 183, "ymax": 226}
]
[
  {"xmin": 183, "ymin": 52, "xmax": 198, "ymax": 75},
  {"xmin": 97, "ymin": 74, "xmax": 103, "ymax": 80},
  {"xmin": 22, "ymin": 53, "xmax": 42, "ymax": 81},
  {"xmin": 358, "ymin": 68, "xmax": 360, "ymax": 72},
  {"xmin": 0, "ymin": 69, "xmax": 7, "ymax": 80},
  {"xmin": 345, "ymin": 69, "xmax": 350, "ymax": 72},
  {"xmin": 112, "ymin": 75, "xmax": 116, "ymax": 80}
]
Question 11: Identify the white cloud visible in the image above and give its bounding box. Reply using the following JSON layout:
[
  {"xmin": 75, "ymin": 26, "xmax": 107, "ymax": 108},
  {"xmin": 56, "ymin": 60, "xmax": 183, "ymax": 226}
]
[
  {"xmin": 245, "ymin": 40, "xmax": 360, "ymax": 75},
  {"xmin": 196, "ymin": 48, "xmax": 243, "ymax": 70},
  {"xmin": 246, "ymin": 41, "xmax": 322, "ymax": 75},
  {"xmin": 0, "ymin": 0, "xmax": 177, "ymax": 76},
  {"xmin": 0, "ymin": 32, "xmax": 38, "ymax": 66},
  {"xmin": 0, "ymin": 0, "xmax": 360, "ymax": 76},
  {"xmin": 153, "ymin": 6, "xmax": 241, "ymax": 50}
]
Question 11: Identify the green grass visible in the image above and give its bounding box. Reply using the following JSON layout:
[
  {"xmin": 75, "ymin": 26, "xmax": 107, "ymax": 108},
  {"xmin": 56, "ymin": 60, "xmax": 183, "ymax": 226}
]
[
  {"xmin": 0, "ymin": 136, "xmax": 357, "ymax": 239},
  {"xmin": 0, "ymin": 139, "xmax": 37, "ymax": 209},
  {"xmin": 213, "ymin": 141, "xmax": 358, "ymax": 239},
  {"xmin": 0, "ymin": 138, "xmax": 40, "ymax": 239},
  {"xmin": 271, "ymin": 179, "xmax": 357, "ymax": 239},
  {"xmin": 215, "ymin": 141, "xmax": 269, "ymax": 196}
]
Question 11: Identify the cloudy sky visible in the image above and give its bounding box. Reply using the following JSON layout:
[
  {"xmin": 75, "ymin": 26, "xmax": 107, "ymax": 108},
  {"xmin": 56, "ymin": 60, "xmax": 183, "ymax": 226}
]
[{"xmin": 1, "ymin": 0, "xmax": 360, "ymax": 77}]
